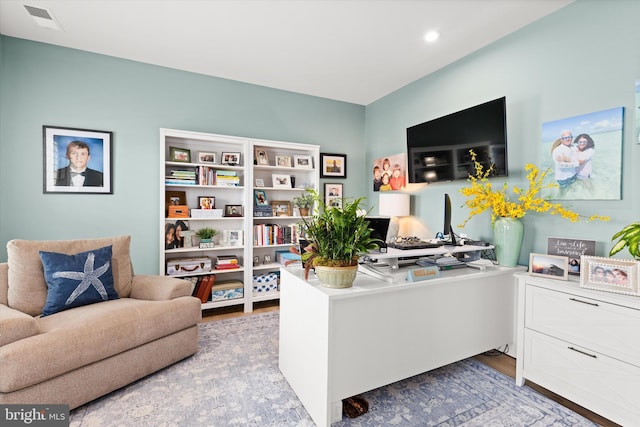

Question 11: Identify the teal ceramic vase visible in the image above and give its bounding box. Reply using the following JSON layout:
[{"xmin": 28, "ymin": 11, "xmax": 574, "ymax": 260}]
[{"xmin": 493, "ymin": 217, "xmax": 523, "ymax": 267}]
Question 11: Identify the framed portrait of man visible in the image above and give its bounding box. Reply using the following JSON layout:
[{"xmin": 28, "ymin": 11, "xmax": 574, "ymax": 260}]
[{"xmin": 43, "ymin": 125, "xmax": 113, "ymax": 194}]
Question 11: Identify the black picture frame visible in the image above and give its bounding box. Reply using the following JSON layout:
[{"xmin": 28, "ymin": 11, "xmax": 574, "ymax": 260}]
[
  {"xmin": 320, "ymin": 153, "xmax": 347, "ymax": 178},
  {"xmin": 43, "ymin": 125, "xmax": 113, "ymax": 194},
  {"xmin": 224, "ymin": 204, "xmax": 243, "ymax": 217}
]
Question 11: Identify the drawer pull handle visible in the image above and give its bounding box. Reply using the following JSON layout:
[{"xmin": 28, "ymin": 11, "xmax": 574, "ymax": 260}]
[
  {"xmin": 568, "ymin": 346, "xmax": 597, "ymax": 359},
  {"xmin": 569, "ymin": 297, "xmax": 599, "ymax": 307}
]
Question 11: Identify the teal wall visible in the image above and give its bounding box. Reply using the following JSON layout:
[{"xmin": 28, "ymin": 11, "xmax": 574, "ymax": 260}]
[
  {"xmin": 365, "ymin": 0, "xmax": 640, "ymax": 264},
  {"xmin": 0, "ymin": 37, "xmax": 365, "ymax": 273}
]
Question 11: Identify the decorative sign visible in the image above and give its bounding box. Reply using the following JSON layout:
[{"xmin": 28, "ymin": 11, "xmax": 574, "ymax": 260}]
[{"xmin": 547, "ymin": 237, "xmax": 596, "ymax": 276}]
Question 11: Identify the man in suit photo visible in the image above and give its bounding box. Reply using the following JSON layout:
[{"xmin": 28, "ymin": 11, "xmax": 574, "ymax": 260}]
[{"xmin": 55, "ymin": 140, "xmax": 104, "ymax": 187}]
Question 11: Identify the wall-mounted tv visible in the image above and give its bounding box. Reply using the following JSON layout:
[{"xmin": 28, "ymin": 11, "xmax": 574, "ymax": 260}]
[{"xmin": 407, "ymin": 97, "xmax": 508, "ymax": 184}]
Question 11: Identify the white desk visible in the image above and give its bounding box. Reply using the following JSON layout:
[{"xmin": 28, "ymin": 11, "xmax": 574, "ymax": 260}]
[{"xmin": 278, "ymin": 262, "xmax": 521, "ymax": 427}]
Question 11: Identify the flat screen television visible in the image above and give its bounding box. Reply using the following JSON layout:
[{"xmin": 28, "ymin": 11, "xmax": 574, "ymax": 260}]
[{"xmin": 406, "ymin": 97, "xmax": 508, "ymax": 184}]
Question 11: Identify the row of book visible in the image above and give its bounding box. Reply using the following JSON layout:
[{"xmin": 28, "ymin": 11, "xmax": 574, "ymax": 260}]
[
  {"xmin": 253, "ymin": 223, "xmax": 306, "ymax": 246},
  {"xmin": 191, "ymin": 274, "xmax": 215, "ymax": 303},
  {"xmin": 216, "ymin": 255, "xmax": 240, "ymax": 270},
  {"xmin": 165, "ymin": 168, "xmax": 240, "ymax": 186}
]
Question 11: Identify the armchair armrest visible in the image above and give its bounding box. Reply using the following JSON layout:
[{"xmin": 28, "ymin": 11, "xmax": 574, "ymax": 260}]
[
  {"xmin": 129, "ymin": 275, "xmax": 194, "ymax": 301},
  {"xmin": 0, "ymin": 305, "xmax": 41, "ymax": 347}
]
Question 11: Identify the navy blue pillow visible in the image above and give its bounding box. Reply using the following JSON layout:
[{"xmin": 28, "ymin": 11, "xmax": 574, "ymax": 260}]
[{"xmin": 39, "ymin": 245, "xmax": 119, "ymax": 316}]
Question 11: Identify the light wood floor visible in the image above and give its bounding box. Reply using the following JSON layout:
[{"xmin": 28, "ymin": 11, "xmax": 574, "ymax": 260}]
[{"xmin": 202, "ymin": 303, "xmax": 620, "ymax": 427}]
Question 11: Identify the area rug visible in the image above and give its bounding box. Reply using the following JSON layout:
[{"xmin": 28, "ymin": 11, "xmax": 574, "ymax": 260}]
[{"xmin": 70, "ymin": 311, "xmax": 597, "ymax": 426}]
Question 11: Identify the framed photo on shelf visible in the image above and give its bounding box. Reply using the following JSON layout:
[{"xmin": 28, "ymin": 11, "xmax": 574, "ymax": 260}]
[
  {"xmin": 165, "ymin": 219, "xmax": 190, "ymax": 249},
  {"xmin": 224, "ymin": 204, "xmax": 243, "ymax": 217},
  {"xmin": 255, "ymin": 178, "xmax": 265, "ymax": 187},
  {"xmin": 547, "ymin": 237, "xmax": 596, "ymax": 275},
  {"xmin": 528, "ymin": 253, "xmax": 569, "ymax": 280},
  {"xmin": 255, "ymin": 148, "xmax": 269, "ymax": 165},
  {"xmin": 198, "ymin": 196, "xmax": 215, "ymax": 209},
  {"xmin": 169, "ymin": 146, "xmax": 191, "ymax": 163},
  {"xmin": 320, "ymin": 153, "xmax": 347, "ymax": 178},
  {"xmin": 43, "ymin": 125, "xmax": 113, "ymax": 194},
  {"xmin": 271, "ymin": 200, "xmax": 292, "ymax": 216},
  {"xmin": 221, "ymin": 152, "xmax": 240, "ymax": 166},
  {"xmin": 197, "ymin": 152, "xmax": 216, "ymax": 164},
  {"xmin": 254, "ymin": 189, "xmax": 269, "ymax": 206},
  {"xmin": 580, "ymin": 255, "xmax": 639, "ymax": 296},
  {"xmin": 324, "ymin": 183, "xmax": 343, "ymax": 208},
  {"xmin": 165, "ymin": 190, "xmax": 186, "ymax": 215},
  {"xmin": 276, "ymin": 155, "xmax": 292, "ymax": 168},
  {"xmin": 294, "ymin": 155, "xmax": 313, "ymax": 169},
  {"xmin": 222, "ymin": 229, "xmax": 243, "ymax": 246},
  {"xmin": 272, "ymin": 174, "xmax": 291, "ymax": 188}
]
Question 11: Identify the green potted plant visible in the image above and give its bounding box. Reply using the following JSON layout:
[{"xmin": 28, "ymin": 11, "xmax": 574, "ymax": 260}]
[
  {"xmin": 196, "ymin": 227, "xmax": 218, "ymax": 248},
  {"xmin": 293, "ymin": 192, "xmax": 314, "ymax": 216},
  {"xmin": 300, "ymin": 190, "xmax": 381, "ymax": 288},
  {"xmin": 610, "ymin": 222, "xmax": 640, "ymax": 258}
]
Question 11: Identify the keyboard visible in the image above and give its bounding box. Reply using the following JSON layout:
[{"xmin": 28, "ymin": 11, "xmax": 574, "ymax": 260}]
[{"xmin": 389, "ymin": 241, "xmax": 444, "ymax": 250}]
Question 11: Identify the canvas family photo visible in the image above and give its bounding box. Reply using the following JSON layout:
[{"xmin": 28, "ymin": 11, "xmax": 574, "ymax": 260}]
[
  {"xmin": 541, "ymin": 107, "xmax": 623, "ymax": 200},
  {"xmin": 43, "ymin": 126, "xmax": 112, "ymax": 194},
  {"xmin": 373, "ymin": 153, "xmax": 406, "ymax": 191}
]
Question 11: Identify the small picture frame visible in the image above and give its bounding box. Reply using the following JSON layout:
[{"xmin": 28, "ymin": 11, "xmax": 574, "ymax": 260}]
[
  {"xmin": 198, "ymin": 196, "xmax": 215, "ymax": 209},
  {"xmin": 528, "ymin": 253, "xmax": 569, "ymax": 280},
  {"xmin": 255, "ymin": 178, "xmax": 265, "ymax": 187},
  {"xmin": 272, "ymin": 174, "xmax": 291, "ymax": 188},
  {"xmin": 271, "ymin": 200, "xmax": 292, "ymax": 216},
  {"xmin": 255, "ymin": 148, "xmax": 269, "ymax": 165},
  {"xmin": 276, "ymin": 155, "xmax": 292, "ymax": 168},
  {"xmin": 224, "ymin": 204, "xmax": 243, "ymax": 217},
  {"xmin": 170, "ymin": 146, "xmax": 191, "ymax": 163},
  {"xmin": 294, "ymin": 155, "xmax": 313, "ymax": 169},
  {"xmin": 197, "ymin": 152, "xmax": 216, "ymax": 164},
  {"xmin": 221, "ymin": 152, "xmax": 240, "ymax": 166},
  {"xmin": 264, "ymin": 255, "xmax": 272, "ymax": 264},
  {"xmin": 165, "ymin": 190, "xmax": 186, "ymax": 216},
  {"xmin": 223, "ymin": 229, "xmax": 243, "ymax": 246},
  {"xmin": 580, "ymin": 256, "xmax": 639, "ymax": 296},
  {"xmin": 43, "ymin": 125, "xmax": 113, "ymax": 194},
  {"xmin": 324, "ymin": 183, "xmax": 343, "ymax": 208},
  {"xmin": 254, "ymin": 189, "xmax": 269, "ymax": 206},
  {"xmin": 320, "ymin": 153, "xmax": 347, "ymax": 178},
  {"xmin": 253, "ymin": 256, "xmax": 260, "ymax": 267}
]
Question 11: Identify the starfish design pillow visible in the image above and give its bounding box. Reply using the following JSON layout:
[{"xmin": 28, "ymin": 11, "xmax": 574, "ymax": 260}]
[{"xmin": 39, "ymin": 245, "xmax": 119, "ymax": 316}]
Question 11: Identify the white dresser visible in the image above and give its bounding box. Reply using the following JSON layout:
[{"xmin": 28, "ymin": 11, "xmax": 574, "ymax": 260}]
[{"xmin": 515, "ymin": 273, "xmax": 640, "ymax": 426}]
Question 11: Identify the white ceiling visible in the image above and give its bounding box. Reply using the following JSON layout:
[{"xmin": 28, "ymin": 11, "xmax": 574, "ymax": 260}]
[{"xmin": 0, "ymin": 0, "xmax": 574, "ymax": 105}]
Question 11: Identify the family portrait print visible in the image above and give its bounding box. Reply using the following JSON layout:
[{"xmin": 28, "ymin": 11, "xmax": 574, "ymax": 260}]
[
  {"xmin": 541, "ymin": 107, "xmax": 623, "ymax": 200},
  {"xmin": 580, "ymin": 255, "xmax": 639, "ymax": 296},
  {"xmin": 43, "ymin": 126, "xmax": 112, "ymax": 194},
  {"xmin": 165, "ymin": 220, "xmax": 189, "ymax": 249},
  {"xmin": 373, "ymin": 153, "xmax": 406, "ymax": 192}
]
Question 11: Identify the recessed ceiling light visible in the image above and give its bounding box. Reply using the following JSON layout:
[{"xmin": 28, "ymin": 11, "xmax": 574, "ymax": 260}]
[{"xmin": 424, "ymin": 30, "xmax": 440, "ymax": 43}]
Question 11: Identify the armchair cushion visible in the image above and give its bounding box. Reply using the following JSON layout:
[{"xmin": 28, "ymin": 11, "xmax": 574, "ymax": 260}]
[
  {"xmin": 0, "ymin": 305, "xmax": 40, "ymax": 347},
  {"xmin": 39, "ymin": 245, "xmax": 119, "ymax": 316},
  {"xmin": 7, "ymin": 236, "xmax": 133, "ymax": 316}
]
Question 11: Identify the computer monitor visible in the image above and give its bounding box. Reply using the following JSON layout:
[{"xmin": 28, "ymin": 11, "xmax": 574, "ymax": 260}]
[
  {"xmin": 443, "ymin": 193, "xmax": 457, "ymax": 245},
  {"xmin": 365, "ymin": 217, "xmax": 390, "ymax": 252}
]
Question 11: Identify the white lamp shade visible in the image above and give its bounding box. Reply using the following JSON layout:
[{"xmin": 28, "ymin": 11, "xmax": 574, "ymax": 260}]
[{"xmin": 379, "ymin": 193, "xmax": 410, "ymax": 217}]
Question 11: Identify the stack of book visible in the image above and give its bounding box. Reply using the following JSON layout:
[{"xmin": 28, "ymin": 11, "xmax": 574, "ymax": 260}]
[
  {"xmin": 191, "ymin": 274, "xmax": 215, "ymax": 303},
  {"xmin": 165, "ymin": 169, "xmax": 197, "ymax": 185},
  {"xmin": 215, "ymin": 255, "xmax": 240, "ymax": 270},
  {"xmin": 215, "ymin": 170, "xmax": 240, "ymax": 187}
]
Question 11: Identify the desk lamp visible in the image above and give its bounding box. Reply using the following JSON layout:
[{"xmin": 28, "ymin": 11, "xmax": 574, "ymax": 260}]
[{"xmin": 378, "ymin": 193, "xmax": 410, "ymax": 243}]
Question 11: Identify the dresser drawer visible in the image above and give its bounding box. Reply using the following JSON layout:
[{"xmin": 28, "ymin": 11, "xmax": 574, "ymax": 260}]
[
  {"xmin": 523, "ymin": 329, "xmax": 640, "ymax": 426},
  {"xmin": 525, "ymin": 285, "xmax": 640, "ymax": 367}
]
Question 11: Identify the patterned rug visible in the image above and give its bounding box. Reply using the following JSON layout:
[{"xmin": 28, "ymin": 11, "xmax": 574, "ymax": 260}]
[{"xmin": 70, "ymin": 311, "xmax": 597, "ymax": 426}]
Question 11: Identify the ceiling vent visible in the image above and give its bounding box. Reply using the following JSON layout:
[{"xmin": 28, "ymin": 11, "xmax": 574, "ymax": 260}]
[{"xmin": 23, "ymin": 4, "xmax": 63, "ymax": 30}]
